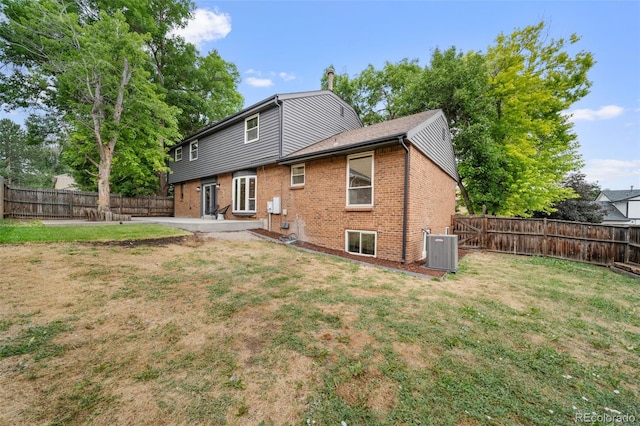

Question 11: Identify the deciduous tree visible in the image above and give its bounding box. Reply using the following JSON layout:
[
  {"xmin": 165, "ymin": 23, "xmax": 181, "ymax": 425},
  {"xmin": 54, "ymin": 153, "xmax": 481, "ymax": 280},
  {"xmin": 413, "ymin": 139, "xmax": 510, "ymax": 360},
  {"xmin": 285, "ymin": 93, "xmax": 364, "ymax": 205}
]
[{"xmin": 0, "ymin": 1, "xmax": 180, "ymax": 213}]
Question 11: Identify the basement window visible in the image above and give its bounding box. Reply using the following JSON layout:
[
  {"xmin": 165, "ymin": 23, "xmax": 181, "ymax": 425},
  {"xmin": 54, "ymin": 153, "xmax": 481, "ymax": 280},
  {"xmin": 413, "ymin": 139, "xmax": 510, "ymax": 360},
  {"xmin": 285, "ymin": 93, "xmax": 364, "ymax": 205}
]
[{"xmin": 345, "ymin": 230, "xmax": 376, "ymax": 257}]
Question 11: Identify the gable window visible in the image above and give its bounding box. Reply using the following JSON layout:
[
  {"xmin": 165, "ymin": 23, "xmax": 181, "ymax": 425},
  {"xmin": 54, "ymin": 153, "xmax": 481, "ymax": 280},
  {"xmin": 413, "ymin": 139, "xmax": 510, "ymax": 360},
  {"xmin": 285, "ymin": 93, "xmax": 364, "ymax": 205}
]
[
  {"xmin": 291, "ymin": 163, "xmax": 305, "ymax": 186},
  {"xmin": 245, "ymin": 114, "xmax": 259, "ymax": 143},
  {"xmin": 175, "ymin": 146, "xmax": 183, "ymax": 162},
  {"xmin": 233, "ymin": 174, "xmax": 257, "ymax": 214},
  {"xmin": 346, "ymin": 230, "xmax": 376, "ymax": 257},
  {"xmin": 189, "ymin": 141, "xmax": 198, "ymax": 161},
  {"xmin": 347, "ymin": 152, "xmax": 373, "ymax": 206}
]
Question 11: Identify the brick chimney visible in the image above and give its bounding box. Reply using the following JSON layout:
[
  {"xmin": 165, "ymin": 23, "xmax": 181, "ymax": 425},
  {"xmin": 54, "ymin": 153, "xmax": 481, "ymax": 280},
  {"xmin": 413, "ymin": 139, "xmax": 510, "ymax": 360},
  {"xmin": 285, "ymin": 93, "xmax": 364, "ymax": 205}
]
[{"xmin": 327, "ymin": 68, "xmax": 334, "ymax": 91}]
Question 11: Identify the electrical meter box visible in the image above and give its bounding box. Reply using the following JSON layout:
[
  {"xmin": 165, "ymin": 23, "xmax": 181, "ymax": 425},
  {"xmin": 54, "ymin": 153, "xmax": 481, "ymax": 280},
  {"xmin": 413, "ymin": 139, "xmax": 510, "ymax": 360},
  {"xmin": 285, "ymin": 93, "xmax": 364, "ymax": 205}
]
[
  {"xmin": 426, "ymin": 235, "xmax": 458, "ymax": 272},
  {"xmin": 267, "ymin": 197, "xmax": 281, "ymax": 214}
]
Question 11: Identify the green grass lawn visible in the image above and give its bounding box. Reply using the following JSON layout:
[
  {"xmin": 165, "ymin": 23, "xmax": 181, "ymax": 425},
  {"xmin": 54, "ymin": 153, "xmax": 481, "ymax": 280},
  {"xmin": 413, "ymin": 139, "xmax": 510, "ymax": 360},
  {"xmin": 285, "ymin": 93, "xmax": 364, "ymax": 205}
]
[
  {"xmin": 0, "ymin": 219, "xmax": 189, "ymax": 243},
  {"xmin": 0, "ymin": 232, "xmax": 638, "ymax": 425}
]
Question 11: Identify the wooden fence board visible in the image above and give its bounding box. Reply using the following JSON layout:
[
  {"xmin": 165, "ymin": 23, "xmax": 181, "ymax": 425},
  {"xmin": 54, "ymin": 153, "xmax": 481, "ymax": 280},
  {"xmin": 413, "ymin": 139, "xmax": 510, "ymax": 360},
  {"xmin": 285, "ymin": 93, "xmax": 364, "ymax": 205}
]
[
  {"xmin": 453, "ymin": 215, "xmax": 638, "ymax": 267},
  {"xmin": 1, "ymin": 183, "xmax": 173, "ymax": 219}
]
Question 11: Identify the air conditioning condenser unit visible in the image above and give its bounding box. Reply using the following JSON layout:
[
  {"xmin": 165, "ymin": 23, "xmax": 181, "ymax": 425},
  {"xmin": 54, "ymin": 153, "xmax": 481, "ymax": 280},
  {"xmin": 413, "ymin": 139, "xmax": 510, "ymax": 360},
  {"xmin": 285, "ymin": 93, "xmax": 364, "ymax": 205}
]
[{"xmin": 426, "ymin": 235, "xmax": 458, "ymax": 272}]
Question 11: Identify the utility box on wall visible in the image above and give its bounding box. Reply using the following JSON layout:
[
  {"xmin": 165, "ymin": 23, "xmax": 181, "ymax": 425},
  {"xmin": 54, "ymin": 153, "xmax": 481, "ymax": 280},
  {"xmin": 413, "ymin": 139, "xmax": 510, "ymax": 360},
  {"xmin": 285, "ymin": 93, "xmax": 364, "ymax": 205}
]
[
  {"xmin": 268, "ymin": 197, "xmax": 281, "ymax": 214},
  {"xmin": 426, "ymin": 235, "xmax": 458, "ymax": 272}
]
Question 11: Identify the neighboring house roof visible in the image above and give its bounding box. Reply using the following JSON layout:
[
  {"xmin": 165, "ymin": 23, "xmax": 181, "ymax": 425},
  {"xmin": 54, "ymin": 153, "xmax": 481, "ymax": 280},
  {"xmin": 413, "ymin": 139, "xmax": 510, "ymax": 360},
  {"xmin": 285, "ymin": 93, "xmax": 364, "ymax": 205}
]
[
  {"xmin": 598, "ymin": 189, "xmax": 640, "ymax": 202},
  {"xmin": 177, "ymin": 90, "xmax": 360, "ymax": 147},
  {"xmin": 281, "ymin": 110, "xmax": 459, "ymax": 181},
  {"xmin": 601, "ymin": 203, "xmax": 629, "ymax": 221}
]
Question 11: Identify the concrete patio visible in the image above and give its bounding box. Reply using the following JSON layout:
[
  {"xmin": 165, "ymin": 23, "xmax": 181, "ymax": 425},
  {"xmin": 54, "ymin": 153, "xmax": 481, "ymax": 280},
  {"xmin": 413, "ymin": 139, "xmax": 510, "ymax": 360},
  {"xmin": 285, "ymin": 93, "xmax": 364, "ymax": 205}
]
[
  {"xmin": 131, "ymin": 216, "xmax": 266, "ymax": 233},
  {"xmin": 41, "ymin": 216, "xmax": 266, "ymax": 233}
]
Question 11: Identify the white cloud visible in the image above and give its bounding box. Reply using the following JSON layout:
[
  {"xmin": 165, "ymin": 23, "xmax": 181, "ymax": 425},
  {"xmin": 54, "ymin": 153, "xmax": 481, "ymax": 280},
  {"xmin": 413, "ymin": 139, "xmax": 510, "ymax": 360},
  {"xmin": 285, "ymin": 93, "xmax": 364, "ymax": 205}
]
[
  {"xmin": 567, "ymin": 105, "xmax": 625, "ymax": 122},
  {"xmin": 279, "ymin": 72, "xmax": 296, "ymax": 82},
  {"xmin": 246, "ymin": 77, "xmax": 274, "ymax": 88},
  {"xmin": 245, "ymin": 69, "xmax": 261, "ymax": 75},
  {"xmin": 584, "ymin": 159, "xmax": 640, "ymax": 188},
  {"xmin": 171, "ymin": 8, "xmax": 231, "ymax": 46}
]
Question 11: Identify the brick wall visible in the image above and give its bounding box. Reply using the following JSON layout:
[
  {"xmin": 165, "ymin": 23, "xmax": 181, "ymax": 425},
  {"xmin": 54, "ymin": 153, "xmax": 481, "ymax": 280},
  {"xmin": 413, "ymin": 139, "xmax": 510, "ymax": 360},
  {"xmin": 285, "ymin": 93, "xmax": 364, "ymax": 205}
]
[
  {"xmin": 405, "ymin": 144, "xmax": 457, "ymax": 262},
  {"xmin": 173, "ymin": 180, "xmax": 202, "ymax": 218},
  {"xmin": 172, "ymin": 143, "xmax": 456, "ymax": 264},
  {"xmin": 280, "ymin": 146, "xmax": 407, "ymax": 262}
]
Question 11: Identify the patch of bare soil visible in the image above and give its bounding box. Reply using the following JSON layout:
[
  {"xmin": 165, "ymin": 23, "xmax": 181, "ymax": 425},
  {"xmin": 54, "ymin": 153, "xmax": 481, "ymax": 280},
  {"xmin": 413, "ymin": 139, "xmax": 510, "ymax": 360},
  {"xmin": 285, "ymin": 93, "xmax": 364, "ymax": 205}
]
[
  {"xmin": 250, "ymin": 228, "xmax": 468, "ymax": 278},
  {"xmin": 91, "ymin": 234, "xmax": 201, "ymax": 247}
]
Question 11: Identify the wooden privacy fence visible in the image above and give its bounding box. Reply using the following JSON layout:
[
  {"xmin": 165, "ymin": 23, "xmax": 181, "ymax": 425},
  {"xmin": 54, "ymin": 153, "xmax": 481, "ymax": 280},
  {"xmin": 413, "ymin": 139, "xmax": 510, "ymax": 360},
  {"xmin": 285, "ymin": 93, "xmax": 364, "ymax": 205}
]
[
  {"xmin": 1, "ymin": 177, "xmax": 173, "ymax": 220},
  {"xmin": 452, "ymin": 215, "xmax": 640, "ymax": 267}
]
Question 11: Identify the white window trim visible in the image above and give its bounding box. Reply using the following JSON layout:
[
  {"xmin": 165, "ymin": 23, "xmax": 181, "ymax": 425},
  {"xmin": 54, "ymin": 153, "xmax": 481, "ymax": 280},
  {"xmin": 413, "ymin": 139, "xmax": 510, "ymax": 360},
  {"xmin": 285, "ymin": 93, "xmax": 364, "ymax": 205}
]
[
  {"xmin": 232, "ymin": 175, "xmax": 257, "ymax": 214},
  {"xmin": 291, "ymin": 163, "xmax": 305, "ymax": 186},
  {"xmin": 175, "ymin": 146, "xmax": 182, "ymax": 162},
  {"xmin": 189, "ymin": 141, "xmax": 198, "ymax": 161},
  {"xmin": 346, "ymin": 151, "xmax": 374, "ymax": 207},
  {"xmin": 345, "ymin": 230, "xmax": 377, "ymax": 257},
  {"xmin": 244, "ymin": 113, "xmax": 259, "ymax": 144}
]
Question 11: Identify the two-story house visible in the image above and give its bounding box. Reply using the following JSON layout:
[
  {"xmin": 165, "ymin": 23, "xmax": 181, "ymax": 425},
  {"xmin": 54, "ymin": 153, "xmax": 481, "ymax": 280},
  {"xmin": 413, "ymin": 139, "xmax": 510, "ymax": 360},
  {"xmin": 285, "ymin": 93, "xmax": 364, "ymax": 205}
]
[
  {"xmin": 596, "ymin": 188, "xmax": 640, "ymax": 225},
  {"xmin": 168, "ymin": 90, "xmax": 459, "ymax": 264}
]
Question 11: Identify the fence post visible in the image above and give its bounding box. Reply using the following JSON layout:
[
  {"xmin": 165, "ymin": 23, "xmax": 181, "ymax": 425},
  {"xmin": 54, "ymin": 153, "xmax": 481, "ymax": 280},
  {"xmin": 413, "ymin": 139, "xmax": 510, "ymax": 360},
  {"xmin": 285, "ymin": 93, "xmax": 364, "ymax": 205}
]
[
  {"xmin": 623, "ymin": 227, "xmax": 630, "ymax": 264},
  {"xmin": 542, "ymin": 218, "xmax": 548, "ymax": 258},
  {"xmin": 0, "ymin": 176, "xmax": 4, "ymax": 219}
]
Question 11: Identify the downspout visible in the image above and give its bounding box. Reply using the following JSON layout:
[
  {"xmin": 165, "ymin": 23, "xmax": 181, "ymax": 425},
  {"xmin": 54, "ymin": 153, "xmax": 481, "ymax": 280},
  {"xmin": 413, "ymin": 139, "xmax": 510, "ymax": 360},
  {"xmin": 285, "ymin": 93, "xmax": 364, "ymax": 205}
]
[
  {"xmin": 399, "ymin": 136, "xmax": 409, "ymax": 264},
  {"xmin": 274, "ymin": 95, "xmax": 283, "ymax": 158}
]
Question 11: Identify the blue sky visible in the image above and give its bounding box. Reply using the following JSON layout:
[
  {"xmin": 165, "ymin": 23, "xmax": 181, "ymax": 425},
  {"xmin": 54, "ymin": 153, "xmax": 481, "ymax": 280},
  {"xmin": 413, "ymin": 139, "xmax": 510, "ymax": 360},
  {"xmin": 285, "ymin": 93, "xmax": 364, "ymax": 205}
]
[
  {"xmin": 1, "ymin": 1, "xmax": 637, "ymax": 190},
  {"xmin": 175, "ymin": 0, "xmax": 640, "ymax": 191}
]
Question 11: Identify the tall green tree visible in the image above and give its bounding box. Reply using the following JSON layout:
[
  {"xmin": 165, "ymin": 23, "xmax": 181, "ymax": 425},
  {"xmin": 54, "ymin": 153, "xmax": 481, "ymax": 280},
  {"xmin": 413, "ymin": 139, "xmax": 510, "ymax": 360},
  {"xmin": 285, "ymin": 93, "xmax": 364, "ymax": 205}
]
[
  {"xmin": 485, "ymin": 22, "xmax": 593, "ymax": 216},
  {"xmin": 0, "ymin": 1, "xmax": 180, "ymax": 213},
  {"xmin": 397, "ymin": 47, "xmax": 503, "ymax": 214},
  {"xmin": 102, "ymin": 0, "xmax": 243, "ymax": 195}
]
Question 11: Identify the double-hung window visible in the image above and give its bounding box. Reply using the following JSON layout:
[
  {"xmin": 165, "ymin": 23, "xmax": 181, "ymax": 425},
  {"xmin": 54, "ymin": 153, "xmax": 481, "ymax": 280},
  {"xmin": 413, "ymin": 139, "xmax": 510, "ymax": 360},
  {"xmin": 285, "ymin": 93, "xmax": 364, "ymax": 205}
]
[
  {"xmin": 233, "ymin": 175, "xmax": 257, "ymax": 214},
  {"xmin": 189, "ymin": 141, "xmax": 198, "ymax": 161},
  {"xmin": 346, "ymin": 230, "xmax": 376, "ymax": 257},
  {"xmin": 175, "ymin": 146, "xmax": 182, "ymax": 162},
  {"xmin": 245, "ymin": 114, "xmax": 259, "ymax": 143},
  {"xmin": 291, "ymin": 164, "xmax": 305, "ymax": 186},
  {"xmin": 347, "ymin": 152, "xmax": 373, "ymax": 206}
]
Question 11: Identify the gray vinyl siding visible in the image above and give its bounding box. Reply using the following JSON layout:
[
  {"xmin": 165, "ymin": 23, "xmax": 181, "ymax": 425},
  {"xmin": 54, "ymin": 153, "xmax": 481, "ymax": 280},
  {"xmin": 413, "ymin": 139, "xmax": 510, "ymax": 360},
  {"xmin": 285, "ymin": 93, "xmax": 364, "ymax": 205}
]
[
  {"xmin": 168, "ymin": 106, "xmax": 280, "ymax": 184},
  {"xmin": 407, "ymin": 112, "xmax": 459, "ymax": 180},
  {"xmin": 281, "ymin": 94, "xmax": 362, "ymax": 156}
]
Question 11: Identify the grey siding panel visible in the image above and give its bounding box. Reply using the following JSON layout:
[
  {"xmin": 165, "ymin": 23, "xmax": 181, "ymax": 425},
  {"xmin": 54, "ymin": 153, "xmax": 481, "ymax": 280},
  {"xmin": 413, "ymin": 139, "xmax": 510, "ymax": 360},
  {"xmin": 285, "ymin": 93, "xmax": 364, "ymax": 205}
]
[
  {"xmin": 408, "ymin": 113, "xmax": 459, "ymax": 180},
  {"xmin": 169, "ymin": 106, "xmax": 280, "ymax": 184},
  {"xmin": 281, "ymin": 94, "xmax": 362, "ymax": 156}
]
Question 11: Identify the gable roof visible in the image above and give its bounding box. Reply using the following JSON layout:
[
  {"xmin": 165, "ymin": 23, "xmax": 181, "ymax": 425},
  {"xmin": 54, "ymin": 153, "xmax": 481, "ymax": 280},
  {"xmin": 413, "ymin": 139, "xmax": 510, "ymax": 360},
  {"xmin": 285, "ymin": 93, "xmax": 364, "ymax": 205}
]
[
  {"xmin": 599, "ymin": 189, "xmax": 640, "ymax": 202},
  {"xmin": 280, "ymin": 110, "xmax": 458, "ymax": 180},
  {"xmin": 178, "ymin": 90, "xmax": 358, "ymax": 146}
]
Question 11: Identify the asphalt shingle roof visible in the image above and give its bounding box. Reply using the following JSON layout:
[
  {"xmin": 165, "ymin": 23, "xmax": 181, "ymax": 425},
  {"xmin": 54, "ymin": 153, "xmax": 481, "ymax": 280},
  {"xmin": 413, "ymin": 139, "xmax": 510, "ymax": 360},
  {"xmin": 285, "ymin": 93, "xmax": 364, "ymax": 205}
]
[{"xmin": 600, "ymin": 189, "xmax": 640, "ymax": 202}]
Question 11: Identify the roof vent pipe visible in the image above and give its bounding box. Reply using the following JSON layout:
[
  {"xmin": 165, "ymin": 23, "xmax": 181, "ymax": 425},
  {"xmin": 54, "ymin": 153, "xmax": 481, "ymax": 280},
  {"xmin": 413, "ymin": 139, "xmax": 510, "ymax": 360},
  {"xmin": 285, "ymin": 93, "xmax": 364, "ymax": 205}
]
[{"xmin": 327, "ymin": 68, "xmax": 334, "ymax": 91}]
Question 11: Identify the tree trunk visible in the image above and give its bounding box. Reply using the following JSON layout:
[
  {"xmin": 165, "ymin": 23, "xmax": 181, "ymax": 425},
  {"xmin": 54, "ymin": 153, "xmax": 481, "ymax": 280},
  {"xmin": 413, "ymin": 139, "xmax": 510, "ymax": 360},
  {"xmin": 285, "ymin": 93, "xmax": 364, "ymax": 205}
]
[
  {"xmin": 97, "ymin": 150, "xmax": 112, "ymax": 214},
  {"xmin": 458, "ymin": 177, "xmax": 475, "ymax": 215},
  {"xmin": 94, "ymin": 58, "xmax": 131, "ymax": 216},
  {"xmin": 156, "ymin": 170, "xmax": 168, "ymax": 197}
]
